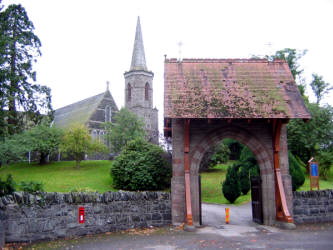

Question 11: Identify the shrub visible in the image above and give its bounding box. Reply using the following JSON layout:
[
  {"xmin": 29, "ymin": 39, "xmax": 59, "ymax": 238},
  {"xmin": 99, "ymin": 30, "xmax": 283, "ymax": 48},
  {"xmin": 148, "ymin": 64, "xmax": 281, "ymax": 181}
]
[
  {"xmin": 317, "ymin": 151, "xmax": 333, "ymax": 180},
  {"xmin": 288, "ymin": 152, "xmax": 305, "ymax": 191},
  {"xmin": 0, "ymin": 174, "xmax": 16, "ymax": 196},
  {"xmin": 111, "ymin": 139, "xmax": 171, "ymax": 191},
  {"xmin": 238, "ymin": 166, "xmax": 250, "ymax": 195},
  {"xmin": 222, "ymin": 164, "xmax": 241, "ymax": 203},
  {"xmin": 19, "ymin": 181, "xmax": 44, "ymax": 193}
]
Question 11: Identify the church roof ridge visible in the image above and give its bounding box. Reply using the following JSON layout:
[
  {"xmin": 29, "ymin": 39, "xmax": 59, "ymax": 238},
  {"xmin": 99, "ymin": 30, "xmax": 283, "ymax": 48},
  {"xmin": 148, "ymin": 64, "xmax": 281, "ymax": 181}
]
[{"xmin": 130, "ymin": 16, "xmax": 147, "ymax": 71}]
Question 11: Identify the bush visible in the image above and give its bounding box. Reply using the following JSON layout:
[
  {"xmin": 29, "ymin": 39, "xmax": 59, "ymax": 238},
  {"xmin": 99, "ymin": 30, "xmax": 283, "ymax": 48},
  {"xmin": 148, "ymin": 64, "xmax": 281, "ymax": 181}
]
[
  {"xmin": 222, "ymin": 164, "xmax": 241, "ymax": 203},
  {"xmin": 18, "ymin": 181, "xmax": 44, "ymax": 193},
  {"xmin": 238, "ymin": 166, "xmax": 250, "ymax": 195},
  {"xmin": 288, "ymin": 152, "xmax": 305, "ymax": 191},
  {"xmin": 317, "ymin": 151, "xmax": 333, "ymax": 180},
  {"xmin": 0, "ymin": 174, "xmax": 16, "ymax": 196},
  {"xmin": 111, "ymin": 139, "xmax": 171, "ymax": 191}
]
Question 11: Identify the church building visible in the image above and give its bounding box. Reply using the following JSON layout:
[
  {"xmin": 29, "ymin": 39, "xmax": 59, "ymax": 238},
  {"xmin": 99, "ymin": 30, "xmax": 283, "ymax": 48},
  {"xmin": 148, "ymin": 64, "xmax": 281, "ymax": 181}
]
[
  {"xmin": 124, "ymin": 17, "xmax": 159, "ymax": 144},
  {"xmin": 54, "ymin": 17, "xmax": 159, "ymax": 148}
]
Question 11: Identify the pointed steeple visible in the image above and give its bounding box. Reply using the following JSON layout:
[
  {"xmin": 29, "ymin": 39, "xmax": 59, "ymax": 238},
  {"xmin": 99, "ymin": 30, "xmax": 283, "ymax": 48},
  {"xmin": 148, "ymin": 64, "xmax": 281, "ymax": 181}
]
[{"xmin": 130, "ymin": 17, "xmax": 147, "ymax": 71}]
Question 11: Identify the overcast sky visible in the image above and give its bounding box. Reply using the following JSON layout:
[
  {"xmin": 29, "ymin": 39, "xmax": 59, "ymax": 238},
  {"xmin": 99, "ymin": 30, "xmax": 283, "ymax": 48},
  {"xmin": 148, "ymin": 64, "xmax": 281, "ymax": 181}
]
[{"xmin": 3, "ymin": 0, "xmax": 333, "ymax": 129}]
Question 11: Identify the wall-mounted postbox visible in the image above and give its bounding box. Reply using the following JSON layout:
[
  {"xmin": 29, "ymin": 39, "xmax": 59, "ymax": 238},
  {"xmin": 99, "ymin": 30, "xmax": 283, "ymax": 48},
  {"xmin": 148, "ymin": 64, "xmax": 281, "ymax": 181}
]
[{"xmin": 78, "ymin": 207, "xmax": 85, "ymax": 223}]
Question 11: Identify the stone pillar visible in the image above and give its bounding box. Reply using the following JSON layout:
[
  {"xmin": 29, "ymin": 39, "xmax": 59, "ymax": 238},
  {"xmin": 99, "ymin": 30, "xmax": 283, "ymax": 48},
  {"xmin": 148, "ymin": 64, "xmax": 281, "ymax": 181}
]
[
  {"xmin": 280, "ymin": 123, "xmax": 294, "ymax": 216},
  {"xmin": 171, "ymin": 119, "xmax": 185, "ymax": 225}
]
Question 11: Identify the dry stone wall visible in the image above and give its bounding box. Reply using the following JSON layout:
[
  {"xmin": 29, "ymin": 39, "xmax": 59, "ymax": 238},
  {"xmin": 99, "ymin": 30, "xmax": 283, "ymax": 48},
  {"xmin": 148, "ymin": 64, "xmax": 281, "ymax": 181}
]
[
  {"xmin": 0, "ymin": 191, "xmax": 171, "ymax": 245},
  {"xmin": 293, "ymin": 190, "xmax": 333, "ymax": 224}
]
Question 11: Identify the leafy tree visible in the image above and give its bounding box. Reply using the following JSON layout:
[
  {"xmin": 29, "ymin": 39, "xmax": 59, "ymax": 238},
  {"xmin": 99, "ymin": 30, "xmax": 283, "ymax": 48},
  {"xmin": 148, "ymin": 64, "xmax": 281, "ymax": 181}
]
[
  {"xmin": 0, "ymin": 132, "xmax": 29, "ymax": 166},
  {"xmin": 0, "ymin": 4, "xmax": 53, "ymax": 136},
  {"xmin": 238, "ymin": 165, "xmax": 250, "ymax": 195},
  {"xmin": 60, "ymin": 124, "xmax": 107, "ymax": 168},
  {"xmin": 317, "ymin": 151, "xmax": 333, "ymax": 180},
  {"xmin": 24, "ymin": 123, "xmax": 63, "ymax": 164},
  {"xmin": 111, "ymin": 138, "xmax": 171, "ymax": 191},
  {"xmin": 209, "ymin": 141, "xmax": 230, "ymax": 167},
  {"xmin": 287, "ymin": 103, "xmax": 333, "ymax": 163},
  {"xmin": 104, "ymin": 108, "xmax": 146, "ymax": 154},
  {"xmin": 310, "ymin": 74, "xmax": 332, "ymax": 104},
  {"xmin": 223, "ymin": 138, "xmax": 244, "ymax": 160},
  {"xmin": 222, "ymin": 164, "xmax": 241, "ymax": 203}
]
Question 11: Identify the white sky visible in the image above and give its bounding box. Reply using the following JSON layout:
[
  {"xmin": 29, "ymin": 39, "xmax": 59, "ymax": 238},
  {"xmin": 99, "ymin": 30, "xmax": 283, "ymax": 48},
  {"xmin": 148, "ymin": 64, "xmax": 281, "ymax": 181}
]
[{"xmin": 3, "ymin": 0, "xmax": 333, "ymax": 130}]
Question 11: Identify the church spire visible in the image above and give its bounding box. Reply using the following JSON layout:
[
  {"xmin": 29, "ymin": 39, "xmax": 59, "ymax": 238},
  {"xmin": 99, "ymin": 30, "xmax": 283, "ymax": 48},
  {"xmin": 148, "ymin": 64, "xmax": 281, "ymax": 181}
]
[{"xmin": 130, "ymin": 16, "xmax": 147, "ymax": 71}]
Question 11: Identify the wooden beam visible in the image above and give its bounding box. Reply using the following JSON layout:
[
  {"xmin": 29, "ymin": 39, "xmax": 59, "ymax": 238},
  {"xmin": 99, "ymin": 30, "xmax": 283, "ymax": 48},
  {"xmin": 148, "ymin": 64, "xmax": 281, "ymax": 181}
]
[
  {"xmin": 184, "ymin": 119, "xmax": 193, "ymax": 226},
  {"xmin": 272, "ymin": 119, "xmax": 293, "ymax": 223}
]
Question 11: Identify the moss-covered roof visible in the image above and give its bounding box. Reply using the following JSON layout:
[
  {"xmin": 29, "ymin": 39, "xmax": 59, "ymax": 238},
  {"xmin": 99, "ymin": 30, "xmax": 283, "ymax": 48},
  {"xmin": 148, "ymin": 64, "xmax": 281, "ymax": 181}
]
[
  {"xmin": 54, "ymin": 92, "xmax": 106, "ymax": 128},
  {"xmin": 164, "ymin": 58, "xmax": 311, "ymax": 119}
]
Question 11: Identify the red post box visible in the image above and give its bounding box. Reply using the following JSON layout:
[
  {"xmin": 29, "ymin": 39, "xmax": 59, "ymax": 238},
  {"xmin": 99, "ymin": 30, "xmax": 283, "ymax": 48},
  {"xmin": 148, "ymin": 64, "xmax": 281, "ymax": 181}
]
[{"xmin": 78, "ymin": 207, "xmax": 85, "ymax": 223}]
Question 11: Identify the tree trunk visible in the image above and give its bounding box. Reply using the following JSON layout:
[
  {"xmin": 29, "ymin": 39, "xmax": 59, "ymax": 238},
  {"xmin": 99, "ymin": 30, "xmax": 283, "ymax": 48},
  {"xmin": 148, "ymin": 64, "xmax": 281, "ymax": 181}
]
[{"xmin": 39, "ymin": 152, "xmax": 48, "ymax": 165}]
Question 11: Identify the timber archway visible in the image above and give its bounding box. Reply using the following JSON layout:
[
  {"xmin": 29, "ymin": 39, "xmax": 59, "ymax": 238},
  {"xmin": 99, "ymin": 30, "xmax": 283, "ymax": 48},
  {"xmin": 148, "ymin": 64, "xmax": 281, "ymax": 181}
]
[{"xmin": 164, "ymin": 58, "xmax": 311, "ymax": 227}]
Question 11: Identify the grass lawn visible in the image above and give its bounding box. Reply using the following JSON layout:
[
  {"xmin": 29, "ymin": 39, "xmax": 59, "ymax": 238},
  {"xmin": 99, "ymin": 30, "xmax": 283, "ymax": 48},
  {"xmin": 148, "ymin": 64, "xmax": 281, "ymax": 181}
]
[
  {"xmin": 200, "ymin": 162, "xmax": 333, "ymax": 205},
  {"xmin": 0, "ymin": 160, "xmax": 115, "ymax": 193}
]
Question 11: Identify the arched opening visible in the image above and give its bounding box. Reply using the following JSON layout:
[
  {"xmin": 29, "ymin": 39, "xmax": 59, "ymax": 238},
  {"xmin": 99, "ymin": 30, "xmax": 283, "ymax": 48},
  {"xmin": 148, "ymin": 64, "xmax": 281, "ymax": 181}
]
[
  {"xmin": 127, "ymin": 83, "xmax": 132, "ymax": 101},
  {"xmin": 145, "ymin": 82, "xmax": 149, "ymax": 101},
  {"xmin": 198, "ymin": 138, "xmax": 261, "ymax": 227},
  {"xmin": 188, "ymin": 125, "xmax": 276, "ymax": 226}
]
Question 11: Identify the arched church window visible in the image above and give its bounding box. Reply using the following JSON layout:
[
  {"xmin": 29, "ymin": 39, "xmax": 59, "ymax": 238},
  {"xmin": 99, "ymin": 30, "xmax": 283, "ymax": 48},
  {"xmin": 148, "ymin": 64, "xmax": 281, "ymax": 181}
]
[
  {"xmin": 145, "ymin": 82, "xmax": 149, "ymax": 100},
  {"xmin": 105, "ymin": 106, "xmax": 112, "ymax": 122},
  {"xmin": 127, "ymin": 83, "xmax": 132, "ymax": 101},
  {"xmin": 92, "ymin": 130, "xmax": 97, "ymax": 140}
]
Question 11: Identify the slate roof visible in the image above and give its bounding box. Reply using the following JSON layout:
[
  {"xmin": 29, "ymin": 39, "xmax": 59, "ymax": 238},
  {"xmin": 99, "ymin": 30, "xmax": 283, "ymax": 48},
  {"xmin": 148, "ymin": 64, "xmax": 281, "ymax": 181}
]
[
  {"xmin": 54, "ymin": 91, "xmax": 109, "ymax": 128},
  {"xmin": 164, "ymin": 58, "xmax": 311, "ymax": 119}
]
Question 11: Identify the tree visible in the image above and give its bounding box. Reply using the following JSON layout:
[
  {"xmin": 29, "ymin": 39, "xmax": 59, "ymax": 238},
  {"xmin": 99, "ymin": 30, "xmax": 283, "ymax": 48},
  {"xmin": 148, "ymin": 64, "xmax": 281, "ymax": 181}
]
[
  {"xmin": 24, "ymin": 123, "xmax": 63, "ymax": 164},
  {"xmin": 209, "ymin": 141, "xmax": 230, "ymax": 167},
  {"xmin": 0, "ymin": 132, "xmax": 29, "ymax": 166},
  {"xmin": 287, "ymin": 102, "xmax": 333, "ymax": 163},
  {"xmin": 111, "ymin": 138, "xmax": 171, "ymax": 191},
  {"xmin": 310, "ymin": 74, "xmax": 332, "ymax": 104},
  {"xmin": 222, "ymin": 164, "xmax": 241, "ymax": 203},
  {"xmin": 0, "ymin": 4, "xmax": 53, "ymax": 136},
  {"xmin": 104, "ymin": 108, "xmax": 146, "ymax": 154},
  {"xmin": 60, "ymin": 124, "xmax": 107, "ymax": 168},
  {"xmin": 288, "ymin": 152, "xmax": 305, "ymax": 191}
]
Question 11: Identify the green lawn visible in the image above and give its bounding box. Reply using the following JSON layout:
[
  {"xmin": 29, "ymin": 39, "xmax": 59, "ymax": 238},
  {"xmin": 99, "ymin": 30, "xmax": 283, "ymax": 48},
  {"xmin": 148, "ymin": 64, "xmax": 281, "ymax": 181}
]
[
  {"xmin": 1, "ymin": 160, "xmax": 332, "ymax": 204},
  {"xmin": 0, "ymin": 161, "xmax": 115, "ymax": 192},
  {"xmin": 200, "ymin": 163, "xmax": 333, "ymax": 205}
]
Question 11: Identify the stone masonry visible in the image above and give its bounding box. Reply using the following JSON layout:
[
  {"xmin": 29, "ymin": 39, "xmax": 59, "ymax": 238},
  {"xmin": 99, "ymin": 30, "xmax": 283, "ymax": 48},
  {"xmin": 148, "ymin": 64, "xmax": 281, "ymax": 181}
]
[
  {"xmin": 293, "ymin": 190, "xmax": 333, "ymax": 224},
  {"xmin": 171, "ymin": 119, "xmax": 293, "ymax": 226},
  {"xmin": 0, "ymin": 191, "xmax": 171, "ymax": 244}
]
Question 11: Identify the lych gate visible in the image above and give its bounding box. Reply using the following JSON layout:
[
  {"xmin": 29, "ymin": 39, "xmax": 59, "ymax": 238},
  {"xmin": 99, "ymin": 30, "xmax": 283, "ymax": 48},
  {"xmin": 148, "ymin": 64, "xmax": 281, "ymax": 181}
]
[{"xmin": 164, "ymin": 58, "xmax": 311, "ymax": 227}]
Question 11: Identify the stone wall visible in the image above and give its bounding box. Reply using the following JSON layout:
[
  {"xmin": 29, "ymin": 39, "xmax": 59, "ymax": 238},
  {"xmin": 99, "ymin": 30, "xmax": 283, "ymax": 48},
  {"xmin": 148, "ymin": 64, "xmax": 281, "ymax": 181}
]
[
  {"xmin": 293, "ymin": 189, "xmax": 333, "ymax": 224},
  {"xmin": 0, "ymin": 191, "xmax": 171, "ymax": 245}
]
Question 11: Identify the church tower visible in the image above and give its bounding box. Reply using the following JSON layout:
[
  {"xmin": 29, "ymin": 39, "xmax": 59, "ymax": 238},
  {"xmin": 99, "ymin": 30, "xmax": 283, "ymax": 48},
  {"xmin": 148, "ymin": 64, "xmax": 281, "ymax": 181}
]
[{"xmin": 124, "ymin": 17, "xmax": 159, "ymax": 144}]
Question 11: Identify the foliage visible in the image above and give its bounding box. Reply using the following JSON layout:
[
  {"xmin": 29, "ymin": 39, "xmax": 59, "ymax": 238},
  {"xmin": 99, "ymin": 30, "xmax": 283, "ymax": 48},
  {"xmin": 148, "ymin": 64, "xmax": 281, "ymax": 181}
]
[
  {"xmin": 60, "ymin": 124, "xmax": 108, "ymax": 168},
  {"xmin": 222, "ymin": 164, "xmax": 241, "ymax": 203},
  {"xmin": 287, "ymin": 103, "xmax": 333, "ymax": 163},
  {"xmin": 288, "ymin": 152, "xmax": 305, "ymax": 191},
  {"xmin": 223, "ymin": 138, "xmax": 244, "ymax": 160},
  {"xmin": 0, "ymin": 132, "xmax": 29, "ymax": 166},
  {"xmin": 18, "ymin": 180, "xmax": 44, "ymax": 193},
  {"xmin": 0, "ymin": 4, "xmax": 53, "ymax": 136},
  {"xmin": 0, "ymin": 174, "xmax": 15, "ymax": 196},
  {"xmin": 111, "ymin": 139, "xmax": 171, "ymax": 191},
  {"xmin": 23, "ymin": 123, "xmax": 63, "ymax": 164},
  {"xmin": 238, "ymin": 165, "xmax": 250, "ymax": 195},
  {"xmin": 104, "ymin": 108, "xmax": 146, "ymax": 154},
  {"xmin": 317, "ymin": 151, "xmax": 333, "ymax": 180},
  {"xmin": 310, "ymin": 74, "xmax": 332, "ymax": 104},
  {"xmin": 209, "ymin": 141, "xmax": 230, "ymax": 167}
]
